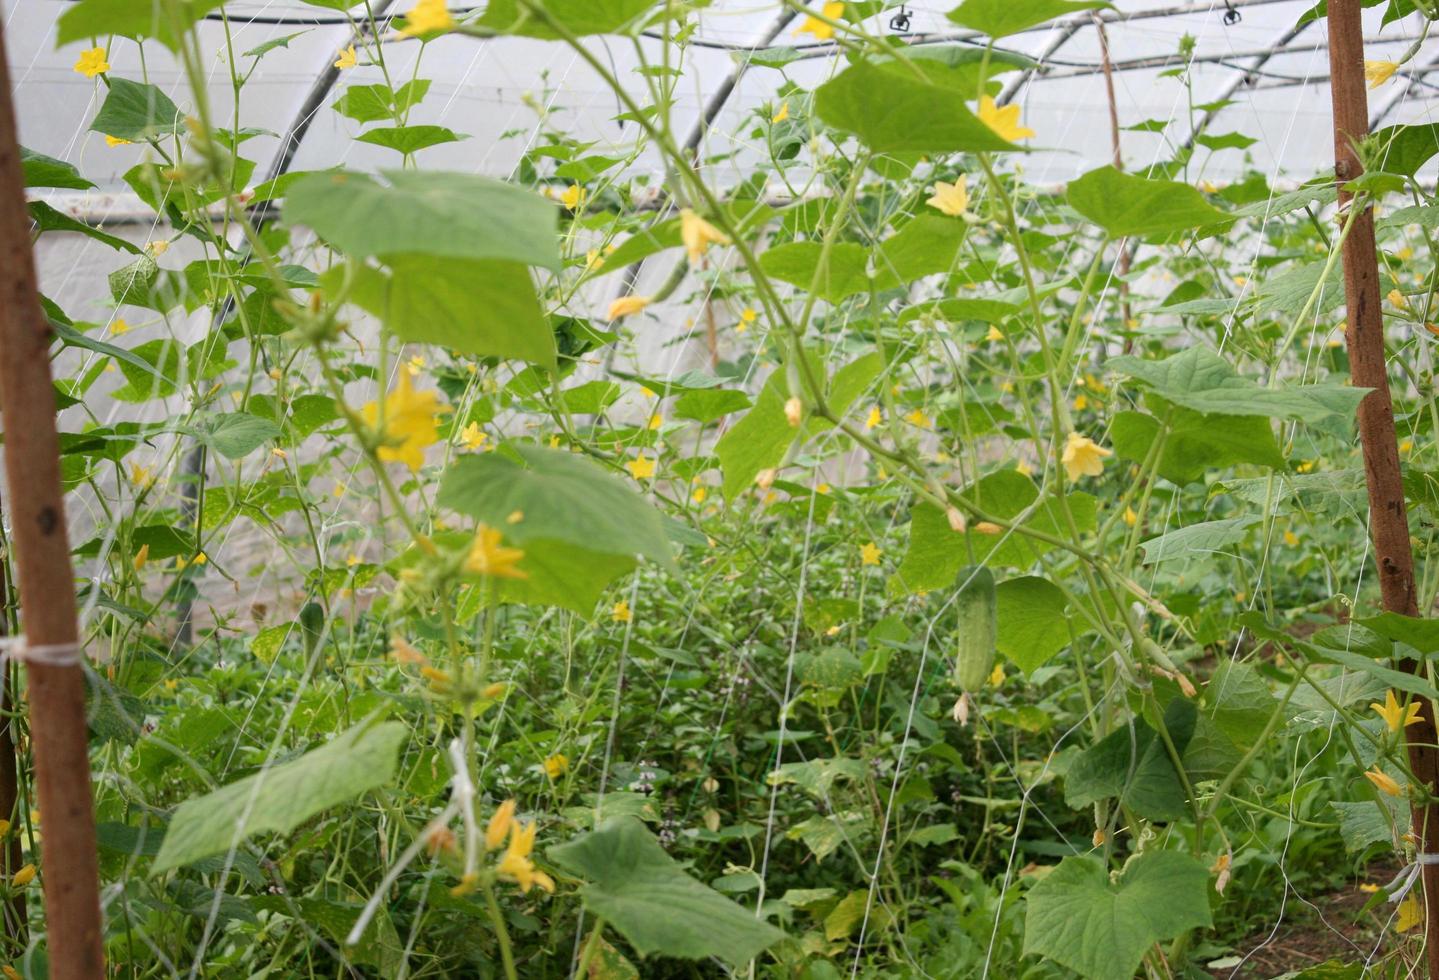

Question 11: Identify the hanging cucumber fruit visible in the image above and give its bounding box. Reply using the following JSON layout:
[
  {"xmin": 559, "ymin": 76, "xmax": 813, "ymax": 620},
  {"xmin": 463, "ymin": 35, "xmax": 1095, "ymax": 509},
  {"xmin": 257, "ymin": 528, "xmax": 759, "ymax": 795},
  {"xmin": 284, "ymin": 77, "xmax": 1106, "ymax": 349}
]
[{"xmin": 953, "ymin": 565, "xmax": 997, "ymax": 694}]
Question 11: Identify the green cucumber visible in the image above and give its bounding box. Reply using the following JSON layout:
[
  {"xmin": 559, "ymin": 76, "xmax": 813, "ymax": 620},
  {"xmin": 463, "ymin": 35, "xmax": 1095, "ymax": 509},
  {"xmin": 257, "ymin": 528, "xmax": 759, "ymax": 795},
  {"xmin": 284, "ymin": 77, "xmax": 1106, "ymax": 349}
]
[{"xmin": 954, "ymin": 565, "xmax": 997, "ymax": 692}]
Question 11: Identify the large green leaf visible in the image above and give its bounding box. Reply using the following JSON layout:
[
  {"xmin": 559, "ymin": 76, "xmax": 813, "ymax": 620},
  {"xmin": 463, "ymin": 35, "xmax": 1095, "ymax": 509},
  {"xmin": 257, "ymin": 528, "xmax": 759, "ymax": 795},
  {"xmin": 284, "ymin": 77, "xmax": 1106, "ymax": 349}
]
[
  {"xmin": 1067, "ymin": 166, "xmax": 1229, "ymax": 239},
  {"xmin": 1110, "ymin": 403, "xmax": 1283, "ymax": 485},
  {"xmin": 548, "ymin": 817, "xmax": 785, "ymax": 967},
  {"xmin": 1109, "ymin": 347, "xmax": 1366, "ymax": 423},
  {"xmin": 1063, "ymin": 699, "xmax": 1196, "ymax": 821},
  {"xmin": 1139, "ymin": 516, "xmax": 1258, "ymax": 564},
  {"xmin": 200, "ymin": 413, "xmax": 282, "ymax": 459},
  {"xmin": 340, "ymin": 256, "xmax": 555, "ymax": 367},
  {"xmin": 1023, "ymin": 851, "xmax": 1212, "ymax": 980},
  {"xmin": 355, "ymin": 125, "xmax": 464, "ymax": 156},
  {"xmin": 947, "ymin": 0, "xmax": 1111, "ymax": 37},
  {"xmin": 995, "ymin": 576, "xmax": 1069, "ymax": 675},
  {"xmin": 332, "ymin": 80, "xmax": 431, "ymax": 123},
  {"xmin": 284, "ymin": 171, "xmax": 561, "ymax": 269},
  {"xmin": 1371, "ymin": 122, "xmax": 1439, "ymax": 178},
  {"xmin": 476, "ymin": 0, "xmax": 657, "ymax": 37},
  {"xmin": 437, "ymin": 445, "xmax": 674, "ymax": 568},
  {"xmin": 759, "ymin": 242, "xmax": 870, "ymax": 303},
  {"xmin": 29, "ymin": 201, "xmax": 141, "ymax": 253},
  {"xmin": 1355, "ymin": 611, "xmax": 1439, "ymax": 655},
  {"xmin": 894, "ymin": 471, "xmax": 1097, "ymax": 589},
  {"xmin": 814, "ymin": 61, "xmax": 1019, "ymax": 155},
  {"xmin": 21, "ymin": 148, "xmax": 94, "ymax": 190},
  {"xmin": 90, "ymin": 78, "xmax": 182, "ymax": 142},
  {"xmin": 871, "ymin": 215, "xmax": 966, "ymax": 288},
  {"xmin": 478, "ymin": 539, "xmax": 637, "ymax": 614},
  {"xmin": 152, "ymin": 720, "xmax": 406, "ymax": 873},
  {"xmin": 58, "ymin": 0, "xmax": 226, "ymax": 51}
]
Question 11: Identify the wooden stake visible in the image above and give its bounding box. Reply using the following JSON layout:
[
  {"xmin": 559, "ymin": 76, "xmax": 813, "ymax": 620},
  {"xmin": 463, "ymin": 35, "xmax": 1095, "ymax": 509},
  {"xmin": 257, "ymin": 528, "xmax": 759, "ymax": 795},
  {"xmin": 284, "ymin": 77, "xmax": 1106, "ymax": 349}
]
[
  {"xmin": 0, "ymin": 23, "xmax": 105, "ymax": 978},
  {"xmin": 1326, "ymin": 1, "xmax": 1439, "ymax": 969}
]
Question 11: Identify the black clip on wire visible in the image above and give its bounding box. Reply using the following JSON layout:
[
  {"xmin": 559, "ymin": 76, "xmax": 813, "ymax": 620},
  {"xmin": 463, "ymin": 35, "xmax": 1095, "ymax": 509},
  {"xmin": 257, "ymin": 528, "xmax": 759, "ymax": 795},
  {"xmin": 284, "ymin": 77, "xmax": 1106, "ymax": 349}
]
[
  {"xmin": 1222, "ymin": 2, "xmax": 1242, "ymax": 25},
  {"xmin": 890, "ymin": 4, "xmax": 912, "ymax": 33}
]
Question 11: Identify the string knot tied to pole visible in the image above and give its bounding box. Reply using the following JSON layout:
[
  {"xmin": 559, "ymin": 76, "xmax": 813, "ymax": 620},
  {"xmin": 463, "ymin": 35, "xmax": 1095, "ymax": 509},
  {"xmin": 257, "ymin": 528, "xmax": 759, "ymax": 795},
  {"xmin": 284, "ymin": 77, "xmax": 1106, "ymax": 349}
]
[
  {"xmin": 1384, "ymin": 853, "xmax": 1439, "ymax": 903},
  {"xmin": 0, "ymin": 636, "xmax": 86, "ymax": 668}
]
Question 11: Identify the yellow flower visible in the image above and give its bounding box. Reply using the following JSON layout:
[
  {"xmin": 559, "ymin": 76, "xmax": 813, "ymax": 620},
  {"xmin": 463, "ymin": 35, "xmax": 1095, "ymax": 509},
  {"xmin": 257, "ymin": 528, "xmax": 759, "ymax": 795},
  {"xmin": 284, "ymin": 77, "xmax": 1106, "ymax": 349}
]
[
  {"xmin": 105, "ymin": 135, "xmax": 131, "ymax": 147},
  {"xmin": 560, "ymin": 184, "xmax": 587, "ymax": 211},
  {"xmin": 73, "ymin": 47, "xmax": 110, "ymax": 78},
  {"xmin": 1371, "ymin": 690, "xmax": 1424, "ymax": 733},
  {"xmin": 624, "ymin": 455, "xmax": 656, "ymax": 480},
  {"xmin": 771, "ymin": 102, "xmax": 790, "ymax": 123},
  {"xmin": 1123, "ymin": 507, "xmax": 1137, "ymax": 528},
  {"xmin": 1401, "ymin": 439, "xmax": 1414, "ymax": 453},
  {"xmin": 680, "ymin": 209, "xmax": 731, "ymax": 262},
  {"xmin": 905, "ymin": 408, "xmax": 931, "ymax": 429},
  {"xmin": 1061, "ymin": 431, "xmax": 1111, "ymax": 481},
  {"xmin": 612, "ymin": 600, "xmax": 632, "ymax": 623},
  {"xmin": 1015, "ymin": 459, "xmax": 1034, "ymax": 476},
  {"xmin": 133, "ymin": 544, "xmax": 149, "ymax": 572},
  {"xmin": 1398, "ymin": 246, "xmax": 1415, "ymax": 261},
  {"xmin": 1389, "ymin": 288, "xmax": 1409, "ymax": 309},
  {"xmin": 1398, "ymin": 894, "xmax": 1423, "ymax": 932},
  {"xmin": 860, "ymin": 542, "xmax": 882, "ymax": 565},
  {"xmin": 486, "ymin": 801, "xmax": 516, "ymax": 850},
  {"xmin": 795, "ymin": 1, "xmax": 844, "ymax": 39},
  {"xmin": 460, "ymin": 422, "xmax": 488, "ymax": 451},
  {"xmin": 360, "ymin": 372, "xmax": 448, "ymax": 473},
  {"xmin": 926, "ymin": 176, "xmax": 969, "ymax": 217},
  {"xmin": 784, "ymin": 396, "xmax": 803, "ymax": 427},
  {"xmin": 3, "ymin": 963, "xmax": 19, "ymax": 980},
  {"xmin": 449, "ymin": 871, "xmax": 479, "ymax": 897},
  {"xmin": 977, "ymin": 96, "xmax": 1035, "ymax": 141},
  {"xmin": 400, "ymin": 0, "xmax": 454, "ymax": 36},
  {"xmin": 111, "ymin": 318, "xmax": 130, "ymax": 336},
  {"xmin": 740, "ymin": 307, "xmax": 758, "ymax": 325},
  {"xmin": 865, "ymin": 406, "xmax": 882, "ymax": 430},
  {"xmin": 465, "ymin": 525, "xmax": 527, "ymax": 579},
  {"xmin": 986, "ymin": 326, "xmax": 1004, "ymax": 342},
  {"xmin": 129, "ymin": 463, "xmax": 155, "ymax": 489},
  {"xmin": 543, "ymin": 754, "xmax": 569, "ymax": 779},
  {"xmin": 607, "ymin": 295, "xmax": 651, "ymax": 321},
  {"xmin": 346, "ymin": 553, "xmax": 361, "ymax": 567},
  {"xmin": 333, "ymin": 45, "xmax": 357, "ymax": 69},
  {"xmin": 1073, "ymin": 394, "xmax": 1088, "ymax": 411},
  {"xmin": 192, "ymin": 551, "xmax": 208, "ymax": 566},
  {"xmin": 496, "ymin": 822, "xmax": 555, "ymax": 894},
  {"xmin": 691, "ymin": 486, "xmax": 707, "ymax": 504},
  {"xmin": 1283, "ymin": 529, "xmax": 1299, "ymax": 546},
  {"xmin": 1365, "ymin": 60, "xmax": 1400, "ymax": 89},
  {"xmin": 988, "ymin": 663, "xmax": 1005, "ymax": 686},
  {"xmin": 10, "ymin": 865, "xmax": 34, "ymax": 888},
  {"xmin": 648, "ymin": 414, "xmax": 663, "ymax": 431},
  {"xmin": 1365, "ymin": 767, "xmax": 1403, "ymax": 797}
]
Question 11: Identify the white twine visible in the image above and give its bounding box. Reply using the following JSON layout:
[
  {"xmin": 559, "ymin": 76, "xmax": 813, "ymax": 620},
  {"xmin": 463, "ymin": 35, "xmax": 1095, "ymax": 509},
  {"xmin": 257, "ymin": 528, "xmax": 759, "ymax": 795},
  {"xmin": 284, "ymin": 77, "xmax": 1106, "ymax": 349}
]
[
  {"xmin": 1384, "ymin": 853, "xmax": 1439, "ymax": 904},
  {"xmin": 0, "ymin": 636, "xmax": 86, "ymax": 668}
]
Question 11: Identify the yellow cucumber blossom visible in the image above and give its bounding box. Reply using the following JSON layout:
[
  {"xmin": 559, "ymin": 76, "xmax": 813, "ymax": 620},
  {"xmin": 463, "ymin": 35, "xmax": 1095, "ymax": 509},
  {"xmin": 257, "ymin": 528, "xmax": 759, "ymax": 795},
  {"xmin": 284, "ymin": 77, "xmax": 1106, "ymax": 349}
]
[
  {"xmin": 361, "ymin": 372, "xmax": 448, "ymax": 473},
  {"xmin": 607, "ymin": 295, "xmax": 651, "ymax": 321},
  {"xmin": 680, "ymin": 209, "xmax": 731, "ymax": 262},
  {"xmin": 1061, "ymin": 431, "xmax": 1111, "ymax": 481},
  {"xmin": 977, "ymin": 96, "xmax": 1036, "ymax": 141},
  {"xmin": 73, "ymin": 47, "xmax": 110, "ymax": 77},
  {"xmin": 333, "ymin": 45, "xmax": 357, "ymax": 69},
  {"xmin": 1371, "ymin": 690, "xmax": 1424, "ymax": 733},
  {"xmin": 1365, "ymin": 767, "xmax": 1403, "ymax": 797},
  {"xmin": 1365, "ymin": 60, "xmax": 1400, "ymax": 88},
  {"xmin": 496, "ymin": 821, "xmax": 555, "ymax": 894},
  {"xmin": 485, "ymin": 800, "xmax": 516, "ymax": 850},
  {"xmin": 926, "ymin": 176, "xmax": 969, "ymax": 217},
  {"xmin": 794, "ymin": 1, "xmax": 844, "ymax": 39},
  {"xmin": 400, "ymin": 0, "xmax": 454, "ymax": 35},
  {"xmin": 464, "ymin": 525, "xmax": 527, "ymax": 580}
]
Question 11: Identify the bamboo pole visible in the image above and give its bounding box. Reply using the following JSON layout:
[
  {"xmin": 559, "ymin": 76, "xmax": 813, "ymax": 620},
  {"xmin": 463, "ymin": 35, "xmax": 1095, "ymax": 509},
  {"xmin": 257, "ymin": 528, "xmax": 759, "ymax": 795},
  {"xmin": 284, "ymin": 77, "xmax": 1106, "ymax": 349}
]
[
  {"xmin": 1326, "ymin": 1, "xmax": 1439, "ymax": 969},
  {"xmin": 0, "ymin": 22, "xmax": 105, "ymax": 979}
]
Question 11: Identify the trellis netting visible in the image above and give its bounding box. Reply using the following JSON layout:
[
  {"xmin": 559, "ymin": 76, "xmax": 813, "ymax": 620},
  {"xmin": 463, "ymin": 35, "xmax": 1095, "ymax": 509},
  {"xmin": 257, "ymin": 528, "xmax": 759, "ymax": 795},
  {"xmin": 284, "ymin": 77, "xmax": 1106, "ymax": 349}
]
[{"xmin": 6, "ymin": 0, "xmax": 1439, "ymax": 976}]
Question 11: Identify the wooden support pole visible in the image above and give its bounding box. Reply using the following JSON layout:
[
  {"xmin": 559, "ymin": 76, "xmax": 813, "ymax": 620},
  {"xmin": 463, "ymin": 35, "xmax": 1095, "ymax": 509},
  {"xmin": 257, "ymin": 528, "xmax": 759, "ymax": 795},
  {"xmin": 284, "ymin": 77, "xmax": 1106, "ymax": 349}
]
[
  {"xmin": 0, "ymin": 22, "xmax": 105, "ymax": 979},
  {"xmin": 1326, "ymin": 1, "xmax": 1439, "ymax": 970}
]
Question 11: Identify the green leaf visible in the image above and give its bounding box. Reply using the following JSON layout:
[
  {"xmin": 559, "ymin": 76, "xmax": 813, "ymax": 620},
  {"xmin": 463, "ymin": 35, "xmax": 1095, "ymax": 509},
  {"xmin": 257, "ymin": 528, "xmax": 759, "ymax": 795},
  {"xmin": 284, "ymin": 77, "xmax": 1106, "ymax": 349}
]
[
  {"xmin": 1371, "ymin": 122, "xmax": 1439, "ymax": 178},
  {"xmin": 152, "ymin": 719, "xmax": 406, "ymax": 874},
  {"xmin": 1022, "ymin": 851, "xmax": 1212, "ymax": 980},
  {"xmin": 759, "ymin": 242, "xmax": 870, "ymax": 302},
  {"xmin": 1331, "ymin": 799, "xmax": 1399, "ymax": 852},
  {"xmin": 437, "ymin": 445, "xmax": 674, "ymax": 568},
  {"xmin": 1205, "ymin": 660, "xmax": 1277, "ymax": 748},
  {"xmin": 339, "ymin": 256, "xmax": 555, "ymax": 368},
  {"xmin": 90, "ymin": 78, "xmax": 183, "ymax": 142},
  {"xmin": 995, "ymin": 576, "xmax": 1069, "ymax": 675},
  {"xmin": 1140, "ymin": 516, "xmax": 1258, "ymax": 564},
  {"xmin": 21, "ymin": 148, "xmax": 95, "ymax": 190},
  {"xmin": 548, "ymin": 817, "xmax": 785, "ymax": 967},
  {"xmin": 284, "ymin": 170, "xmax": 561, "ymax": 270},
  {"xmin": 58, "ymin": 0, "xmax": 226, "ymax": 51},
  {"xmin": 1355, "ymin": 612, "xmax": 1439, "ymax": 655},
  {"xmin": 476, "ymin": 0, "xmax": 658, "ymax": 37},
  {"xmin": 814, "ymin": 61, "xmax": 1019, "ymax": 155},
  {"xmin": 871, "ymin": 215, "xmax": 966, "ymax": 288},
  {"xmin": 1067, "ymin": 166, "xmax": 1229, "ymax": 239},
  {"xmin": 201, "ymin": 413, "xmax": 281, "ymax": 459},
  {"xmin": 674, "ymin": 388, "xmax": 751, "ymax": 423},
  {"xmin": 947, "ymin": 0, "xmax": 1111, "ymax": 37},
  {"xmin": 1063, "ymin": 699, "xmax": 1196, "ymax": 821},
  {"xmin": 897, "ymin": 297, "xmax": 1021, "ymax": 327},
  {"xmin": 332, "ymin": 80, "xmax": 432, "ymax": 123},
  {"xmin": 29, "ymin": 201, "xmax": 141, "ymax": 253},
  {"xmin": 1109, "ymin": 404, "xmax": 1283, "ymax": 485},
  {"xmin": 1110, "ymin": 347, "xmax": 1366, "ymax": 423},
  {"xmin": 471, "ymin": 539, "xmax": 637, "ymax": 615},
  {"xmin": 354, "ymin": 125, "xmax": 465, "ymax": 155}
]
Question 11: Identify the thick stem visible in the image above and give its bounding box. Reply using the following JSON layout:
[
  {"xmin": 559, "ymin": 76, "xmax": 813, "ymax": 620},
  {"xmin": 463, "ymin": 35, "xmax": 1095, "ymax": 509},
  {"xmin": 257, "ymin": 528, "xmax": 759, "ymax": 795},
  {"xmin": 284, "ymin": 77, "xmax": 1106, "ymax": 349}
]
[
  {"xmin": 0, "ymin": 23, "xmax": 105, "ymax": 977},
  {"xmin": 1326, "ymin": 2, "xmax": 1439, "ymax": 970}
]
